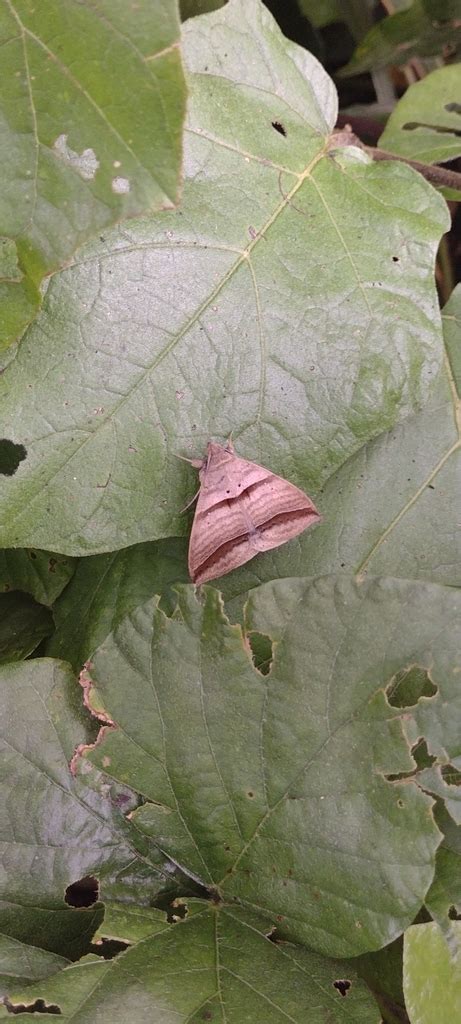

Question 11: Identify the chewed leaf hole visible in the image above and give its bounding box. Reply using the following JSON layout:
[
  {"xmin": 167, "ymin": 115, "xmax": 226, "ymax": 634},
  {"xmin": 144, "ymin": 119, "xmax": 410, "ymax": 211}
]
[
  {"xmin": 65, "ymin": 874, "xmax": 99, "ymax": 907},
  {"xmin": 247, "ymin": 631, "xmax": 273, "ymax": 675},
  {"xmin": 445, "ymin": 102, "xmax": 461, "ymax": 114},
  {"xmin": 90, "ymin": 937, "xmax": 129, "ymax": 959},
  {"xmin": 402, "ymin": 119, "xmax": 461, "ymax": 137},
  {"xmin": 6, "ymin": 998, "xmax": 61, "ymax": 1015},
  {"xmin": 0, "ymin": 438, "xmax": 27, "ymax": 476},
  {"xmin": 441, "ymin": 764, "xmax": 461, "ymax": 787},
  {"xmin": 333, "ymin": 979, "xmax": 351, "ymax": 997},
  {"xmin": 386, "ymin": 665, "xmax": 437, "ymax": 708},
  {"xmin": 271, "ymin": 120, "xmax": 287, "ymax": 137},
  {"xmin": 448, "ymin": 905, "xmax": 461, "ymax": 920}
]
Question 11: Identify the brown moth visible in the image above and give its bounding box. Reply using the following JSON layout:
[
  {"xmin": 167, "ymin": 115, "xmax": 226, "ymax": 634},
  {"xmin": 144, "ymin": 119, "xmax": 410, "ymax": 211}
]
[{"xmin": 186, "ymin": 439, "xmax": 320, "ymax": 584}]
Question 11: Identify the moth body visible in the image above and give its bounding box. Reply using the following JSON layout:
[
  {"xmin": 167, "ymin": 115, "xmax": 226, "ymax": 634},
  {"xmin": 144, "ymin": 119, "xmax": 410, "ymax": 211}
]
[{"xmin": 187, "ymin": 441, "xmax": 320, "ymax": 584}]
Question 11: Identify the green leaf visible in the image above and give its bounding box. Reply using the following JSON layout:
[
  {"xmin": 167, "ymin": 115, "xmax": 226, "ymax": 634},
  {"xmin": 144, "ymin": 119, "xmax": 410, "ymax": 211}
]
[
  {"xmin": 81, "ymin": 577, "xmax": 461, "ymax": 957},
  {"xmin": 0, "ymin": 590, "xmax": 53, "ymax": 661},
  {"xmin": 46, "ymin": 538, "xmax": 189, "ymax": 671},
  {"xmin": 0, "ymin": 0, "xmax": 448, "ymax": 554},
  {"xmin": 1, "ymin": 902, "xmax": 380, "ymax": 1022},
  {"xmin": 379, "ymin": 66, "xmax": 461, "ymax": 166},
  {"xmin": 403, "ymin": 922, "xmax": 461, "ymax": 1024},
  {"xmin": 0, "ymin": 0, "xmax": 186, "ymax": 348},
  {"xmin": 340, "ymin": 1, "xmax": 461, "ymax": 76},
  {"xmin": 0, "ymin": 934, "xmax": 68, "ymax": 994},
  {"xmin": 217, "ymin": 285, "xmax": 461, "ymax": 610},
  {"xmin": 425, "ymin": 804, "xmax": 461, "ymax": 931},
  {"xmin": 0, "ymin": 548, "xmax": 75, "ymax": 605},
  {"xmin": 0, "ymin": 659, "xmax": 176, "ymax": 955}
]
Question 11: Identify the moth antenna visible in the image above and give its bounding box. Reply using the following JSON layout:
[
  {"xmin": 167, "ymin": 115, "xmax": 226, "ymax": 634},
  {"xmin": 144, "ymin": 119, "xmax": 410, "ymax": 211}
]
[
  {"xmin": 179, "ymin": 486, "xmax": 201, "ymax": 514},
  {"xmin": 225, "ymin": 432, "xmax": 235, "ymax": 452},
  {"xmin": 175, "ymin": 452, "xmax": 204, "ymax": 468}
]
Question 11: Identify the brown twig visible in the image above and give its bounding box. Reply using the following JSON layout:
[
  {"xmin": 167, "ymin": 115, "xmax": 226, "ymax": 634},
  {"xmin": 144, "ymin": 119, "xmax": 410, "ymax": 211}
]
[{"xmin": 364, "ymin": 145, "xmax": 461, "ymax": 192}]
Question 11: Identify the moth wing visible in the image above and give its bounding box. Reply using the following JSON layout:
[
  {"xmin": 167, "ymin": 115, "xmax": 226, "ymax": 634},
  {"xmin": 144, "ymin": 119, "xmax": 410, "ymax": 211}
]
[
  {"xmin": 189, "ymin": 458, "xmax": 320, "ymax": 584},
  {"xmin": 188, "ymin": 470, "xmax": 267, "ymax": 580}
]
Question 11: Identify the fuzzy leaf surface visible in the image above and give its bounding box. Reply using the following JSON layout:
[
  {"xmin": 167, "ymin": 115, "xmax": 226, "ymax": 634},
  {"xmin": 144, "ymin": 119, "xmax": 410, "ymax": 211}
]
[{"xmin": 0, "ymin": 0, "xmax": 448, "ymax": 553}]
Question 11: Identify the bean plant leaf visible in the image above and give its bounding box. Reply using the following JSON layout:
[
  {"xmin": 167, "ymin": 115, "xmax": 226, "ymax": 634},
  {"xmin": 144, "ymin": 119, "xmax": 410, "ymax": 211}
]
[
  {"xmin": 0, "ymin": 934, "xmax": 69, "ymax": 994},
  {"xmin": 1, "ymin": 903, "xmax": 379, "ymax": 1023},
  {"xmin": 379, "ymin": 66, "xmax": 461, "ymax": 166},
  {"xmin": 80, "ymin": 577, "xmax": 461, "ymax": 958},
  {"xmin": 339, "ymin": 1, "xmax": 461, "ymax": 76},
  {"xmin": 0, "ymin": 591, "xmax": 53, "ymax": 662},
  {"xmin": 211, "ymin": 287, "xmax": 461, "ymax": 608},
  {"xmin": 46, "ymin": 538, "xmax": 189, "ymax": 671},
  {"xmin": 0, "ymin": 0, "xmax": 448, "ymax": 554},
  {"xmin": 0, "ymin": 0, "xmax": 186, "ymax": 350},
  {"xmin": 0, "ymin": 548, "xmax": 75, "ymax": 605},
  {"xmin": 425, "ymin": 803, "xmax": 461, "ymax": 933},
  {"xmin": 403, "ymin": 922, "xmax": 461, "ymax": 1024},
  {"xmin": 0, "ymin": 659, "xmax": 182, "ymax": 956}
]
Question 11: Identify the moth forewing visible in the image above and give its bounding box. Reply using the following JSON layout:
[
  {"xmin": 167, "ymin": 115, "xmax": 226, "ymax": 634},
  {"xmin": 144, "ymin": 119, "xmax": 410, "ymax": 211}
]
[{"xmin": 187, "ymin": 442, "xmax": 321, "ymax": 584}]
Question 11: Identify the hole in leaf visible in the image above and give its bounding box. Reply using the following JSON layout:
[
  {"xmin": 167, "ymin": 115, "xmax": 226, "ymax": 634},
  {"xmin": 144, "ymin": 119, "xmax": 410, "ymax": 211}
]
[
  {"xmin": 392, "ymin": 256, "xmax": 399, "ymax": 262},
  {"xmin": 402, "ymin": 119, "xmax": 461, "ymax": 138},
  {"xmin": 271, "ymin": 120, "xmax": 287, "ymax": 137},
  {"xmin": 386, "ymin": 666, "xmax": 437, "ymax": 708},
  {"xmin": 0, "ymin": 438, "xmax": 27, "ymax": 476},
  {"xmin": 448, "ymin": 905, "xmax": 461, "ymax": 920},
  {"xmin": 441, "ymin": 764, "xmax": 461, "ymax": 787},
  {"xmin": 265, "ymin": 926, "xmax": 282, "ymax": 943},
  {"xmin": 6, "ymin": 998, "xmax": 61, "ymax": 1015},
  {"xmin": 333, "ymin": 979, "xmax": 351, "ymax": 997},
  {"xmin": 445, "ymin": 102, "xmax": 461, "ymax": 114},
  {"xmin": 65, "ymin": 874, "xmax": 99, "ymax": 907},
  {"xmin": 90, "ymin": 937, "xmax": 129, "ymax": 959},
  {"xmin": 247, "ymin": 631, "xmax": 273, "ymax": 675}
]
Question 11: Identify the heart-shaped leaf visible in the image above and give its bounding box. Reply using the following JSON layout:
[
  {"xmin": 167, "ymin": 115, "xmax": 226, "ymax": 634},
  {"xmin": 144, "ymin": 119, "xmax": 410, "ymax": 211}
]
[
  {"xmin": 81, "ymin": 577, "xmax": 460, "ymax": 957},
  {"xmin": 0, "ymin": 0, "xmax": 448, "ymax": 553},
  {"xmin": 0, "ymin": 0, "xmax": 186, "ymax": 348}
]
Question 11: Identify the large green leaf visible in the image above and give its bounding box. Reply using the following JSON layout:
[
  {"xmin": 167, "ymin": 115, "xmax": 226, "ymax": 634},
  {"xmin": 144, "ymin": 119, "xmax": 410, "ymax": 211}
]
[
  {"xmin": 1, "ymin": 903, "xmax": 379, "ymax": 1023},
  {"xmin": 0, "ymin": 0, "xmax": 186, "ymax": 348},
  {"xmin": 0, "ymin": 0, "xmax": 448, "ymax": 554},
  {"xmin": 46, "ymin": 538, "xmax": 189, "ymax": 671},
  {"xmin": 379, "ymin": 65, "xmax": 461, "ymax": 166},
  {"xmin": 0, "ymin": 659, "xmax": 181, "ymax": 955},
  {"xmin": 211, "ymin": 287, "xmax": 461, "ymax": 607},
  {"xmin": 80, "ymin": 578, "xmax": 461, "ymax": 958},
  {"xmin": 403, "ymin": 922, "xmax": 461, "ymax": 1024}
]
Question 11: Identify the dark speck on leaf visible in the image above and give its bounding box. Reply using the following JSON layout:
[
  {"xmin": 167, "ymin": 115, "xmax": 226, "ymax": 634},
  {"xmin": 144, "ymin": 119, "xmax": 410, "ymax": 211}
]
[
  {"xmin": 428, "ymin": 484, "xmax": 435, "ymax": 490},
  {"xmin": 271, "ymin": 120, "xmax": 287, "ymax": 137}
]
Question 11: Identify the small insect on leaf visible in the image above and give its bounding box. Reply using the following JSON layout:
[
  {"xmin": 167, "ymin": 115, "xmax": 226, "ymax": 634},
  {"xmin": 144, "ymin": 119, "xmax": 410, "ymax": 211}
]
[{"xmin": 186, "ymin": 440, "xmax": 321, "ymax": 584}]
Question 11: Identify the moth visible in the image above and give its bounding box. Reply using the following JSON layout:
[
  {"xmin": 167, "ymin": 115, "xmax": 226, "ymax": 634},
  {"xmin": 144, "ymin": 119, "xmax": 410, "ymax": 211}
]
[{"xmin": 184, "ymin": 439, "xmax": 320, "ymax": 584}]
